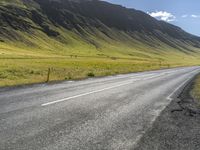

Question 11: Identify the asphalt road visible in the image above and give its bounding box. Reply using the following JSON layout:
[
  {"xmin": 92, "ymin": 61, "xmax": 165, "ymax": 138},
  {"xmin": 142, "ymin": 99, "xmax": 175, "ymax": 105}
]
[{"xmin": 0, "ymin": 66, "xmax": 200, "ymax": 150}]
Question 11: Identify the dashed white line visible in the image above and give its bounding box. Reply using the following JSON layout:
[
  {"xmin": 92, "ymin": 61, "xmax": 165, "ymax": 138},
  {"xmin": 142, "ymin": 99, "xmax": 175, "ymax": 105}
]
[
  {"xmin": 144, "ymin": 74, "xmax": 164, "ymax": 80},
  {"xmin": 130, "ymin": 73, "xmax": 156, "ymax": 79},
  {"xmin": 42, "ymin": 73, "xmax": 167, "ymax": 106},
  {"xmin": 42, "ymin": 80, "xmax": 137, "ymax": 106},
  {"xmin": 42, "ymin": 69, "xmax": 199, "ymax": 107}
]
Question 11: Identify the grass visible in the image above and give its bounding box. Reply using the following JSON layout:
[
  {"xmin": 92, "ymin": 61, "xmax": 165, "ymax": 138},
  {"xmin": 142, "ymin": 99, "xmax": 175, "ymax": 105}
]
[
  {"xmin": 191, "ymin": 75, "xmax": 200, "ymax": 104},
  {"xmin": 0, "ymin": 53, "xmax": 199, "ymax": 87}
]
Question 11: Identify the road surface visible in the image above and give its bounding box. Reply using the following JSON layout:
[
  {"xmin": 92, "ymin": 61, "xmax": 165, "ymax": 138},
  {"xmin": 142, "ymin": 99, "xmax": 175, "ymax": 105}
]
[{"xmin": 0, "ymin": 66, "xmax": 199, "ymax": 150}]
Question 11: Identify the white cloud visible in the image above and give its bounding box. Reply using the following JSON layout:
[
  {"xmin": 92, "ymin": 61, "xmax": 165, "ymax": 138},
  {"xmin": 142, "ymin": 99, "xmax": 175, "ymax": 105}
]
[
  {"xmin": 147, "ymin": 11, "xmax": 176, "ymax": 22},
  {"xmin": 181, "ymin": 14, "xmax": 200, "ymax": 19},
  {"xmin": 191, "ymin": 14, "xmax": 200, "ymax": 18},
  {"xmin": 181, "ymin": 14, "xmax": 188, "ymax": 18}
]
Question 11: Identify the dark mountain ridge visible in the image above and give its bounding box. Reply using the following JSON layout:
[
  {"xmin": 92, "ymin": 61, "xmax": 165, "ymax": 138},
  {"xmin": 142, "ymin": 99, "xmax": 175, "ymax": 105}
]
[
  {"xmin": 0, "ymin": 0, "xmax": 200, "ymax": 52},
  {"xmin": 35, "ymin": 0, "xmax": 200, "ymax": 40}
]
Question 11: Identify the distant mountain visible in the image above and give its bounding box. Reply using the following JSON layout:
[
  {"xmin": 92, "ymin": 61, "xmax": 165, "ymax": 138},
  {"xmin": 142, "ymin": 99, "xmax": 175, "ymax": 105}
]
[{"xmin": 0, "ymin": 0, "xmax": 200, "ymax": 60}]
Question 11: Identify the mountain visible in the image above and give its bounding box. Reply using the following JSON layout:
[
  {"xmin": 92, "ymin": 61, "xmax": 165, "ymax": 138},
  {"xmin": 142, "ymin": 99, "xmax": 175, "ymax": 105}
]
[
  {"xmin": 1, "ymin": 0, "xmax": 200, "ymax": 86},
  {"xmin": 1, "ymin": 0, "xmax": 200, "ymax": 59}
]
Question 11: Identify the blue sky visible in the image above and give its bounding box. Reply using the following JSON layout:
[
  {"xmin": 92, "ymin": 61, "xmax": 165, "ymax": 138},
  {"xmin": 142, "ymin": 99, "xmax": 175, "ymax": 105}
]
[{"xmin": 103, "ymin": 0, "xmax": 200, "ymax": 36}]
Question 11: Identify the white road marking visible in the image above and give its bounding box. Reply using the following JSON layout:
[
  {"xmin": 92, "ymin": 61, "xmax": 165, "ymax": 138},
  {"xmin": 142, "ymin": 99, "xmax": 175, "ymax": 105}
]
[
  {"xmin": 167, "ymin": 69, "xmax": 199, "ymax": 100},
  {"xmin": 42, "ymin": 80, "xmax": 137, "ymax": 106},
  {"xmin": 166, "ymin": 78, "xmax": 191, "ymax": 100},
  {"xmin": 144, "ymin": 72, "xmax": 169, "ymax": 80},
  {"xmin": 42, "ymin": 68, "xmax": 199, "ymax": 107},
  {"xmin": 42, "ymin": 73, "xmax": 166, "ymax": 106},
  {"xmin": 130, "ymin": 73, "xmax": 156, "ymax": 79},
  {"xmin": 130, "ymin": 71, "xmax": 172, "ymax": 80},
  {"xmin": 144, "ymin": 75, "xmax": 162, "ymax": 80}
]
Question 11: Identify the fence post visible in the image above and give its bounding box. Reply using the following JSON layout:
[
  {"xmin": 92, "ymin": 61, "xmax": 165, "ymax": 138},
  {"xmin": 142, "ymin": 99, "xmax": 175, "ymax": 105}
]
[{"xmin": 46, "ymin": 68, "xmax": 51, "ymax": 82}]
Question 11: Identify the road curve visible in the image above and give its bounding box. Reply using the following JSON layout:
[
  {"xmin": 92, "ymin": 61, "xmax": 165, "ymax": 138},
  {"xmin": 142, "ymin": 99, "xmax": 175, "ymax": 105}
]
[{"xmin": 0, "ymin": 66, "xmax": 200, "ymax": 150}]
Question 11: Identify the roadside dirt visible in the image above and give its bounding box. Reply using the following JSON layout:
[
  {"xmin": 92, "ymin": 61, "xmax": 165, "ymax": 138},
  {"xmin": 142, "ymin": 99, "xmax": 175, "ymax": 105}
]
[{"xmin": 135, "ymin": 75, "xmax": 200, "ymax": 150}]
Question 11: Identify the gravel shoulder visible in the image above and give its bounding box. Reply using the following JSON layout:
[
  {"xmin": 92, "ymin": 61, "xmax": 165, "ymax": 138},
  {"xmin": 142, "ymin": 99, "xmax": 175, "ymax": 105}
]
[{"xmin": 135, "ymin": 74, "xmax": 200, "ymax": 150}]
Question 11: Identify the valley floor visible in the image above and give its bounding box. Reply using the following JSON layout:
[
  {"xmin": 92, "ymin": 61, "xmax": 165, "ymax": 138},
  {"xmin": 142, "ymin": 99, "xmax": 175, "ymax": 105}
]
[
  {"xmin": 0, "ymin": 55, "xmax": 193, "ymax": 87},
  {"xmin": 1, "ymin": 40, "xmax": 200, "ymax": 87}
]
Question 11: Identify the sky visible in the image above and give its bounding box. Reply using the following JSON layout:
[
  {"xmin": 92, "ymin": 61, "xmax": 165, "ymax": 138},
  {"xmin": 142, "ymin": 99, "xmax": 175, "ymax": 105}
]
[{"xmin": 103, "ymin": 0, "xmax": 200, "ymax": 36}]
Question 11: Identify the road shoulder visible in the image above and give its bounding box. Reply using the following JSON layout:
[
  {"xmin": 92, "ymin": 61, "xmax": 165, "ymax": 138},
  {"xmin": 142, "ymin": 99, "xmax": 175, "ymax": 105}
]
[{"xmin": 135, "ymin": 74, "xmax": 200, "ymax": 150}]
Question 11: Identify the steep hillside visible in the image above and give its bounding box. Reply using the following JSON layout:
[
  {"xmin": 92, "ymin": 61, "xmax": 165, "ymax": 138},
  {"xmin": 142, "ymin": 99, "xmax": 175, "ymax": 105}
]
[
  {"xmin": 1, "ymin": 0, "xmax": 200, "ymax": 58},
  {"xmin": 0, "ymin": 0, "xmax": 200, "ymax": 86}
]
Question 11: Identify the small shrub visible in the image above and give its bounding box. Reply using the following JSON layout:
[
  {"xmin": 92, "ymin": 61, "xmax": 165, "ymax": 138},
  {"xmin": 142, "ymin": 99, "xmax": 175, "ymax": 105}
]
[
  {"xmin": 110, "ymin": 57, "xmax": 117, "ymax": 60},
  {"xmin": 65, "ymin": 76, "xmax": 72, "ymax": 80},
  {"xmin": 66, "ymin": 73, "xmax": 72, "ymax": 80},
  {"xmin": 87, "ymin": 72, "xmax": 95, "ymax": 77},
  {"xmin": 105, "ymin": 72, "xmax": 111, "ymax": 76},
  {"xmin": 30, "ymin": 70, "xmax": 34, "ymax": 74}
]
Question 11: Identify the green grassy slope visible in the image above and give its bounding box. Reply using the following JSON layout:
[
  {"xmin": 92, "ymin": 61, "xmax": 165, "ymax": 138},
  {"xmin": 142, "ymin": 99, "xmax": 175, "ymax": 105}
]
[{"xmin": 0, "ymin": 0, "xmax": 200, "ymax": 86}]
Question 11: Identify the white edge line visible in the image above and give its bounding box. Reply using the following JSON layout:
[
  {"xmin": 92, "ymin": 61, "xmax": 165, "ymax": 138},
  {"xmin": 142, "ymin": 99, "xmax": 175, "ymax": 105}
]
[
  {"xmin": 167, "ymin": 69, "xmax": 199, "ymax": 100},
  {"xmin": 166, "ymin": 78, "xmax": 191, "ymax": 100}
]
